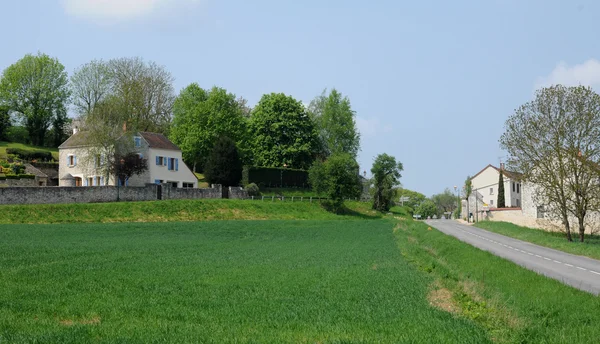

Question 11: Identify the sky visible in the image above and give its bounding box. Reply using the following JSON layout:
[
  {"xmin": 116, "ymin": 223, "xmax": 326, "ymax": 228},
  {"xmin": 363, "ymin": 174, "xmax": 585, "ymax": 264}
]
[{"xmin": 2, "ymin": 0, "xmax": 600, "ymax": 197}]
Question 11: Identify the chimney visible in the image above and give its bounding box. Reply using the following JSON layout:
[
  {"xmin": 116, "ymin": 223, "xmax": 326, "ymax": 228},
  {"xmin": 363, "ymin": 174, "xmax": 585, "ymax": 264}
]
[{"xmin": 73, "ymin": 126, "xmax": 79, "ymax": 135}]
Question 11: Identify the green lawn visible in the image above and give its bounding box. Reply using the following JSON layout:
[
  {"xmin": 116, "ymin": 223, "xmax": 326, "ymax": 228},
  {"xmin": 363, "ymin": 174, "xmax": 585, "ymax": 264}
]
[
  {"xmin": 475, "ymin": 221, "xmax": 600, "ymax": 260},
  {"xmin": 0, "ymin": 141, "xmax": 59, "ymax": 160},
  {"xmin": 397, "ymin": 219, "xmax": 600, "ymax": 343},
  {"xmin": 0, "ymin": 220, "xmax": 489, "ymax": 343},
  {"xmin": 193, "ymin": 172, "xmax": 209, "ymax": 188}
]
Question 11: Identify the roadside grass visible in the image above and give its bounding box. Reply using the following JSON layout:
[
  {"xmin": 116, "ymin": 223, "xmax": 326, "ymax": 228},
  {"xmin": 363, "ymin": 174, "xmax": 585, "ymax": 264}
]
[
  {"xmin": 475, "ymin": 221, "xmax": 600, "ymax": 260},
  {"xmin": 0, "ymin": 220, "xmax": 490, "ymax": 343},
  {"xmin": 0, "ymin": 199, "xmax": 388, "ymax": 224},
  {"xmin": 260, "ymin": 187, "xmax": 319, "ymax": 198},
  {"xmin": 0, "ymin": 141, "xmax": 59, "ymax": 161},
  {"xmin": 396, "ymin": 219, "xmax": 600, "ymax": 343}
]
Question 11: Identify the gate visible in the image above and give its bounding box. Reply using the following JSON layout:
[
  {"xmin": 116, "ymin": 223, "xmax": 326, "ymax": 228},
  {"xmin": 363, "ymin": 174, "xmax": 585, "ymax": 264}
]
[{"xmin": 157, "ymin": 184, "xmax": 162, "ymax": 200}]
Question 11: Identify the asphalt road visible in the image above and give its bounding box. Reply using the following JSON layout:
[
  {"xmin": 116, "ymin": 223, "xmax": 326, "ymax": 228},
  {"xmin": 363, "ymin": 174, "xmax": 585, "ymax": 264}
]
[{"xmin": 426, "ymin": 220, "xmax": 600, "ymax": 295}]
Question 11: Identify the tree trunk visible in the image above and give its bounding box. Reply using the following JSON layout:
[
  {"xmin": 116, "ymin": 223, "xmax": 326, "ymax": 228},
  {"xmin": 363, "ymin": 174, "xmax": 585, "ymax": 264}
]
[
  {"xmin": 578, "ymin": 216, "xmax": 586, "ymax": 243},
  {"xmin": 563, "ymin": 215, "xmax": 573, "ymax": 242}
]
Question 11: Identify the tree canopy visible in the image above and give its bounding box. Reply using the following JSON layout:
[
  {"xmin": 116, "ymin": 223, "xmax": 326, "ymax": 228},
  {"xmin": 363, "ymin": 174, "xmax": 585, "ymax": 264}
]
[
  {"xmin": 204, "ymin": 136, "xmax": 243, "ymax": 187},
  {"xmin": 371, "ymin": 153, "xmax": 403, "ymax": 212},
  {"xmin": 170, "ymin": 84, "xmax": 247, "ymax": 171},
  {"xmin": 249, "ymin": 93, "xmax": 319, "ymax": 170},
  {"xmin": 308, "ymin": 89, "xmax": 360, "ymax": 159},
  {"xmin": 0, "ymin": 52, "xmax": 70, "ymax": 146},
  {"xmin": 431, "ymin": 188, "xmax": 459, "ymax": 216},
  {"xmin": 309, "ymin": 153, "xmax": 362, "ymax": 212}
]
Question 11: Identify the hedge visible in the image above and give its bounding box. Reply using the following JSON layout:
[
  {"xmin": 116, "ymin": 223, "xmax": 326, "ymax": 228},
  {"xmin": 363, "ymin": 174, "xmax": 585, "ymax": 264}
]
[
  {"xmin": 4, "ymin": 174, "xmax": 19, "ymax": 179},
  {"xmin": 0, "ymin": 174, "xmax": 36, "ymax": 180},
  {"xmin": 6, "ymin": 148, "xmax": 53, "ymax": 162},
  {"xmin": 242, "ymin": 166, "xmax": 309, "ymax": 188},
  {"xmin": 18, "ymin": 174, "xmax": 36, "ymax": 179}
]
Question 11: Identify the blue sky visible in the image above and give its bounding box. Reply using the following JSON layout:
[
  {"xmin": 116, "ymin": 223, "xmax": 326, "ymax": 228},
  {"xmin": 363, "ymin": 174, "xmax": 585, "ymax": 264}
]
[{"xmin": 2, "ymin": 0, "xmax": 600, "ymax": 196}]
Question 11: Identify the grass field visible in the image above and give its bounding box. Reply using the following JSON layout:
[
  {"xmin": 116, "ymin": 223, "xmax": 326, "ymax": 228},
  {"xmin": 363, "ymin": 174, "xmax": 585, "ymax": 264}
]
[
  {"xmin": 475, "ymin": 221, "xmax": 600, "ymax": 260},
  {"xmin": 0, "ymin": 199, "xmax": 386, "ymax": 224},
  {"xmin": 0, "ymin": 220, "xmax": 490, "ymax": 343},
  {"xmin": 396, "ymin": 219, "xmax": 600, "ymax": 343},
  {"xmin": 0, "ymin": 141, "xmax": 59, "ymax": 161}
]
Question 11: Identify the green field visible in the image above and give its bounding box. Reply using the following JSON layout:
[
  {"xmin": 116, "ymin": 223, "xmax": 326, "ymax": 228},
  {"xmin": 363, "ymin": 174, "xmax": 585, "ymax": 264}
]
[
  {"xmin": 0, "ymin": 220, "xmax": 489, "ymax": 343},
  {"xmin": 0, "ymin": 141, "xmax": 59, "ymax": 161},
  {"xmin": 475, "ymin": 221, "xmax": 600, "ymax": 260}
]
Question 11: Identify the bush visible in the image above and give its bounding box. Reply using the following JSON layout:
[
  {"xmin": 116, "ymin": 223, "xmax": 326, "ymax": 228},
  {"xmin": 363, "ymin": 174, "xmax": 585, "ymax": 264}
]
[
  {"xmin": 5, "ymin": 148, "xmax": 53, "ymax": 162},
  {"xmin": 246, "ymin": 183, "xmax": 260, "ymax": 197},
  {"xmin": 308, "ymin": 154, "xmax": 362, "ymax": 212},
  {"xmin": 204, "ymin": 137, "xmax": 243, "ymax": 187},
  {"xmin": 4, "ymin": 174, "xmax": 19, "ymax": 179},
  {"xmin": 242, "ymin": 166, "xmax": 309, "ymax": 188},
  {"xmin": 5, "ymin": 126, "xmax": 29, "ymax": 144},
  {"xmin": 18, "ymin": 174, "xmax": 35, "ymax": 179}
]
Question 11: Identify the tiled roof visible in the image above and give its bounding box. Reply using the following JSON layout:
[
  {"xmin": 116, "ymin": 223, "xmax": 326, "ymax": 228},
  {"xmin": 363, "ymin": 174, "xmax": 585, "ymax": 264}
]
[
  {"xmin": 24, "ymin": 163, "xmax": 48, "ymax": 178},
  {"xmin": 58, "ymin": 131, "xmax": 93, "ymax": 149},
  {"xmin": 139, "ymin": 132, "xmax": 180, "ymax": 151}
]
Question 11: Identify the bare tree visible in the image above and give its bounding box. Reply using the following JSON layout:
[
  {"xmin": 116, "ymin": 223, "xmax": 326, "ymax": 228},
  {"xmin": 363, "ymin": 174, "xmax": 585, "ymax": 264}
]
[
  {"xmin": 500, "ymin": 85, "xmax": 600, "ymax": 242},
  {"xmin": 70, "ymin": 60, "xmax": 112, "ymax": 117}
]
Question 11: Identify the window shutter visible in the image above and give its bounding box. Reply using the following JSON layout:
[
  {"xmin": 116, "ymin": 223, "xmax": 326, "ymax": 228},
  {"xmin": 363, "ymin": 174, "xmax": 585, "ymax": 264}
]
[
  {"xmin": 168, "ymin": 158, "xmax": 172, "ymax": 170},
  {"xmin": 118, "ymin": 178, "xmax": 121, "ymax": 187},
  {"xmin": 155, "ymin": 179, "xmax": 161, "ymax": 184},
  {"xmin": 92, "ymin": 178, "xmax": 96, "ymax": 186},
  {"xmin": 164, "ymin": 157, "xmax": 167, "ymax": 166},
  {"xmin": 66, "ymin": 156, "xmax": 70, "ymax": 166},
  {"xmin": 156, "ymin": 156, "xmax": 160, "ymax": 165},
  {"xmin": 74, "ymin": 156, "xmax": 77, "ymax": 166},
  {"xmin": 175, "ymin": 159, "xmax": 179, "ymax": 171},
  {"xmin": 125, "ymin": 178, "xmax": 129, "ymax": 186},
  {"xmin": 101, "ymin": 176, "xmax": 105, "ymax": 186},
  {"xmin": 84, "ymin": 178, "xmax": 88, "ymax": 186}
]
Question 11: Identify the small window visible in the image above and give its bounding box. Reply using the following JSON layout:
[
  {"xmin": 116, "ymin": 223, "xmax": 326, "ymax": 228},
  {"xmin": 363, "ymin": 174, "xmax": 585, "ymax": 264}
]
[
  {"xmin": 182, "ymin": 182, "xmax": 194, "ymax": 188},
  {"xmin": 517, "ymin": 199, "xmax": 520, "ymax": 207},
  {"xmin": 95, "ymin": 155, "xmax": 102, "ymax": 167},
  {"xmin": 512, "ymin": 182, "xmax": 515, "ymax": 192},
  {"xmin": 134, "ymin": 136, "xmax": 142, "ymax": 148},
  {"xmin": 517, "ymin": 184, "xmax": 520, "ymax": 194},
  {"xmin": 537, "ymin": 205, "xmax": 545, "ymax": 218},
  {"xmin": 171, "ymin": 182, "xmax": 178, "ymax": 188},
  {"xmin": 168, "ymin": 158, "xmax": 176, "ymax": 171},
  {"xmin": 95, "ymin": 176, "xmax": 101, "ymax": 186},
  {"xmin": 490, "ymin": 200, "xmax": 494, "ymax": 206},
  {"xmin": 68, "ymin": 155, "xmax": 75, "ymax": 167},
  {"xmin": 157, "ymin": 156, "xmax": 164, "ymax": 165},
  {"xmin": 88, "ymin": 177, "xmax": 93, "ymax": 186},
  {"xmin": 490, "ymin": 188, "xmax": 494, "ymax": 195}
]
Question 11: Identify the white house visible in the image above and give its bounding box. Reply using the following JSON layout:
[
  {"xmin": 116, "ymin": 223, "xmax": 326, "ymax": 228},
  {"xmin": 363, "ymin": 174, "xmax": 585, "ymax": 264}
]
[
  {"xmin": 58, "ymin": 130, "xmax": 198, "ymax": 188},
  {"xmin": 469, "ymin": 164, "xmax": 522, "ymax": 208}
]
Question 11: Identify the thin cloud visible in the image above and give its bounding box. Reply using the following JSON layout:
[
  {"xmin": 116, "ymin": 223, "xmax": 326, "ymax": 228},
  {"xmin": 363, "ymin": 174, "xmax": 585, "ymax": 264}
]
[
  {"xmin": 62, "ymin": 0, "xmax": 201, "ymax": 23},
  {"xmin": 535, "ymin": 59, "xmax": 600, "ymax": 90}
]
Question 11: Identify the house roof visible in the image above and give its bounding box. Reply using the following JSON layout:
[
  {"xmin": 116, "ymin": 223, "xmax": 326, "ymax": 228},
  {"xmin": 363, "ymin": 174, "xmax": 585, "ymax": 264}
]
[
  {"xmin": 471, "ymin": 164, "xmax": 522, "ymax": 181},
  {"xmin": 24, "ymin": 164, "xmax": 48, "ymax": 178},
  {"xmin": 58, "ymin": 131, "xmax": 93, "ymax": 149},
  {"xmin": 139, "ymin": 132, "xmax": 180, "ymax": 151}
]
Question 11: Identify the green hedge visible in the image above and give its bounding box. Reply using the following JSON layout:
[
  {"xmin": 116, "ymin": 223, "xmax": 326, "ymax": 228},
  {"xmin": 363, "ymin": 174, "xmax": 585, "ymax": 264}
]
[
  {"xmin": 18, "ymin": 174, "xmax": 36, "ymax": 179},
  {"xmin": 0, "ymin": 174, "xmax": 5, "ymax": 181},
  {"xmin": 242, "ymin": 166, "xmax": 309, "ymax": 188},
  {"xmin": 4, "ymin": 174, "xmax": 19, "ymax": 179},
  {"xmin": 6, "ymin": 148, "xmax": 53, "ymax": 162}
]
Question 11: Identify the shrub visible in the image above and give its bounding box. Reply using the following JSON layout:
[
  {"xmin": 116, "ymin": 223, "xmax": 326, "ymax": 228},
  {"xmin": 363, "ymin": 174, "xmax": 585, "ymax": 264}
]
[
  {"xmin": 246, "ymin": 183, "xmax": 260, "ymax": 197},
  {"xmin": 308, "ymin": 154, "xmax": 362, "ymax": 212},
  {"xmin": 242, "ymin": 166, "xmax": 308, "ymax": 188},
  {"xmin": 5, "ymin": 148, "xmax": 53, "ymax": 162},
  {"xmin": 204, "ymin": 137, "xmax": 243, "ymax": 187},
  {"xmin": 4, "ymin": 174, "xmax": 19, "ymax": 179}
]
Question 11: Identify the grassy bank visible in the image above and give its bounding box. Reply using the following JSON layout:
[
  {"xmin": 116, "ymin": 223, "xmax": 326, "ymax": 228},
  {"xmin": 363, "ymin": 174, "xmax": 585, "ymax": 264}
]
[
  {"xmin": 0, "ymin": 141, "xmax": 59, "ymax": 161},
  {"xmin": 0, "ymin": 220, "xmax": 489, "ymax": 343},
  {"xmin": 396, "ymin": 219, "xmax": 600, "ymax": 343},
  {"xmin": 475, "ymin": 221, "xmax": 600, "ymax": 260},
  {"xmin": 0, "ymin": 199, "xmax": 386, "ymax": 224}
]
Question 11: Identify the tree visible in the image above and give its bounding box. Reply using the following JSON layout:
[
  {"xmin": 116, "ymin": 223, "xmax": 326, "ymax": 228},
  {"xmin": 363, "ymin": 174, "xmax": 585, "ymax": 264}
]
[
  {"xmin": 170, "ymin": 84, "xmax": 248, "ymax": 171},
  {"xmin": 0, "ymin": 52, "xmax": 70, "ymax": 146},
  {"xmin": 416, "ymin": 200, "xmax": 438, "ymax": 219},
  {"xmin": 500, "ymin": 85, "xmax": 600, "ymax": 242},
  {"xmin": 463, "ymin": 176, "xmax": 472, "ymax": 221},
  {"xmin": 309, "ymin": 153, "xmax": 362, "ymax": 212},
  {"xmin": 204, "ymin": 136, "xmax": 243, "ymax": 187},
  {"xmin": 70, "ymin": 60, "xmax": 112, "ymax": 117},
  {"xmin": 497, "ymin": 170, "xmax": 506, "ymax": 208},
  {"xmin": 432, "ymin": 188, "xmax": 458, "ymax": 216},
  {"xmin": 108, "ymin": 152, "xmax": 148, "ymax": 186},
  {"xmin": 249, "ymin": 93, "xmax": 319, "ymax": 170},
  {"xmin": 371, "ymin": 153, "xmax": 403, "ymax": 212},
  {"xmin": 395, "ymin": 188, "xmax": 427, "ymax": 212},
  {"xmin": 0, "ymin": 105, "xmax": 11, "ymax": 141},
  {"xmin": 308, "ymin": 89, "xmax": 361, "ymax": 159}
]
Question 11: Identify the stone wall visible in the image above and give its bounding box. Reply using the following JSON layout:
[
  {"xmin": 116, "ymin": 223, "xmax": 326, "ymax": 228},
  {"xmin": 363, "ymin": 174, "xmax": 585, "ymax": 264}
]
[
  {"xmin": 0, "ymin": 178, "xmax": 38, "ymax": 187},
  {"xmin": 229, "ymin": 186, "xmax": 248, "ymax": 199},
  {"xmin": 0, "ymin": 184, "xmax": 225, "ymax": 205}
]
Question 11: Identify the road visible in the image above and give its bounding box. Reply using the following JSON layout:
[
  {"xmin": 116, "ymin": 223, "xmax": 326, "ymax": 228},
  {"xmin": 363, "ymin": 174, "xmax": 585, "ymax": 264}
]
[{"xmin": 426, "ymin": 220, "xmax": 600, "ymax": 295}]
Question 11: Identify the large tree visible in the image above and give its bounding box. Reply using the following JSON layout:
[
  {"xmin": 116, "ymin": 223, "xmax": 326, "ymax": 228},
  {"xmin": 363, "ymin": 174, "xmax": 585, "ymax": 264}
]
[
  {"xmin": 70, "ymin": 59, "xmax": 112, "ymax": 117},
  {"xmin": 432, "ymin": 188, "xmax": 458, "ymax": 216},
  {"xmin": 500, "ymin": 85, "xmax": 600, "ymax": 242},
  {"xmin": 170, "ymin": 84, "xmax": 247, "ymax": 171},
  {"xmin": 371, "ymin": 153, "xmax": 403, "ymax": 212},
  {"xmin": 395, "ymin": 188, "xmax": 427, "ymax": 212},
  {"xmin": 0, "ymin": 52, "xmax": 70, "ymax": 146},
  {"xmin": 308, "ymin": 89, "xmax": 360, "ymax": 159},
  {"xmin": 0, "ymin": 105, "xmax": 10, "ymax": 141},
  {"xmin": 249, "ymin": 93, "xmax": 319, "ymax": 170},
  {"xmin": 204, "ymin": 136, "xmax": 243, "ymax": 187},
  {"xmin": 309, "ymin": 153, "xmax": 362, "ymax": 212}
]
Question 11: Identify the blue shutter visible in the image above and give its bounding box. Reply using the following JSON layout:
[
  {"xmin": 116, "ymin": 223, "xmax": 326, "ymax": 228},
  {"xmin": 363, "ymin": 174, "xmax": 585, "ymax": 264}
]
[
  {"xmin": 66, "ymin": 156, "xmax": 70, "ymax": 166},
  {"xmin": 155, "ymin": 179, "xmax": 161, "ymax": 184},
  {"xmin": 74, "ymin": 156, "xmax": 77, "ymax": 166},
  {"xmin": 163, "ymin": 157, "xmax": 167, "ymax": 166},
  {"xmin": 118, "ymin": 178, "xmax": 122, "ymax": 187},
  {"xmin": 168, "ymin": 158, "xmax": 172, "ymax": 171},
  {"xmin": 125, "ymin": 178, "xmax": 129, "ymax": 186},
  {"xmin": 101, "ymin": 176, "xmax": 105, "ymax": 186},
  {"xmin": 92, "ymin": 178, "xmax": 96, "ymax": 186},
  {"xmin": 156, "ymin": 156, "xmax": 160, "ymax": 165},
  {"xmin": 84, "ymin": 178, "xmax": 88, "ymax": 186},
  {"xmin": 175, "ymin": 159, "xmax": 179, "ymax": 171}
]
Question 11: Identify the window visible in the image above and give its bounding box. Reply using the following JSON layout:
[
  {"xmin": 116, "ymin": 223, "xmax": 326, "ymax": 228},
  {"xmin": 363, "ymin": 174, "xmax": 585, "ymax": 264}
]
[
  {"xmin": 517, "ymin": 183, "xmax": 520, "ymax": 194},
  {"xmin": 88, "ymin": 177, "xmax": 93, "ymax": 186},
  {"xmin": 512, "ymin": 182, "xmax": 515, "ymax": 192},
  {"xmin": 157, "ymin": 156, "xmax": 164, "ymax": 166},
  {"xmin": 517, "ymin": 199, "xmax": 520, "ymax": 207},
  {"xmin": 182, "ymin": 182, "xmax": 194, "ymax": 188},
  {"xmin": 171, "ymin": 182, "xmax": 178, "ymax": 188},
  {"xmin": 67, "ymin": 155, "xmax": 76, "ymax": 167},
  {"xmin": 168, "ymin": 158, "xmax": 178, "ymax": 171},
  {"xmin": 95, "ymin": 155, "xmax": 102, "ymax": 167},
  {"xmin": 490, "ymin": 200, "xmax": 494, "ymax": 205},
  {"xmin": 490, "ymin": 188, "xmax": 494, "ymax": 195},
  {"xmin": 537, "ymin": 205, "xmax": 545, "ymax": 219},
  {"xmin": 95, "ymin": 176, "xmax": 101, "ymax": 186},
  {"xmin": 134, "ymin": 136, "xmax": 142, "ymax": 147}
]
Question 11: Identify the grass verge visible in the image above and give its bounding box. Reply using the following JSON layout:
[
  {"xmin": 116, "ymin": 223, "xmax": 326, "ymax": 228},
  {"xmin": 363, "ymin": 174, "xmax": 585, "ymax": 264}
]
[
  {"xmin": 0, "ymin": 199, "xmax": 388, "ymax": 224},
  {"xmin": 0, "ymin": 141, "xmax": 59, "ymax": 161},
  {"xmin": 474, "ymin": 221, "xmax": 600, "ymax": 260},
  {"xmin": 395, "ymin": 218, "xmax": 600, "ymax": 343},
  {"xmin": 0, "ymin": 220, "xmax": 489, "ymax": 343}
]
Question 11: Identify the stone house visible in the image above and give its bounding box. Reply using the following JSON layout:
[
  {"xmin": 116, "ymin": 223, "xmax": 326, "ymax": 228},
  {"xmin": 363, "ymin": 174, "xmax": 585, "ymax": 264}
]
[
  {"xmin": 58, "ymin": 130, "xmax": 198, "ymax": 188},
  {"xmin": 469, "ymin": 164, "xmax": 522, "ymax": 208}
]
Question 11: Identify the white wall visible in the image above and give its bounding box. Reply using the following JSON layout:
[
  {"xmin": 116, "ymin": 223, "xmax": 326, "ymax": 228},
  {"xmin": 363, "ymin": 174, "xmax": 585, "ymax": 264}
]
[
  {"xmin": 471, "ymin": 166, "xmax": 521, "ymax": 208},
  {"xmin": 59, "ymin": 147, "xmax": 109, "ymax": 186},
  {"xmin": 147, "ymin": 148, "xmax": 197, "ymax": 188}
]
